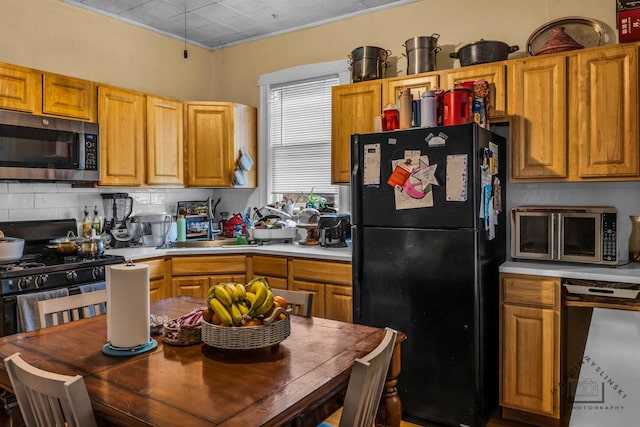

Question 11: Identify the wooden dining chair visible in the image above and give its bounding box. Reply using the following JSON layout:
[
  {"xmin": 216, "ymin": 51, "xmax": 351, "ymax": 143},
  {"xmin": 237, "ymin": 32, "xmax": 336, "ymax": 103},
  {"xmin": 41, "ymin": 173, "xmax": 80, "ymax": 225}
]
[
  {"xmin": 36, "ymin": 289, "xmax": 107, "ymax": 329},
  {"xmin": 319, "ymin": 327, "xmax": 398, "ymax": 427},
  {"xmin": 272, "ymin": 288, "xmax": 314, "ymax": 317},
  {"xmin": 4, "ymin": 352, "xmax": 97, "ymax": 427}
]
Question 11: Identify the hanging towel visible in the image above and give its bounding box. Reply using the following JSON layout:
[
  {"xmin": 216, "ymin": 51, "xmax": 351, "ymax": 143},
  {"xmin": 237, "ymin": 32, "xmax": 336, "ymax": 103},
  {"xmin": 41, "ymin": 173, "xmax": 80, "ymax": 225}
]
[
  {"xmin": 16, "ymin": 288, "xmax": 70, "ymax": 332},
  {"xmin": 79, "ymin": 282, "xmax": 107, "ymax": 316}
]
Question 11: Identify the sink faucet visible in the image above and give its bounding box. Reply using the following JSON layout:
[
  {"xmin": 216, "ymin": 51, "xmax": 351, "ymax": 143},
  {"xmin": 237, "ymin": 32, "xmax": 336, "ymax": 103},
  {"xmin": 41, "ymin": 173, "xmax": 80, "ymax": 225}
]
[{"xmin": 206, "ymin": 196, "xmax": 221, "ymax": 240}]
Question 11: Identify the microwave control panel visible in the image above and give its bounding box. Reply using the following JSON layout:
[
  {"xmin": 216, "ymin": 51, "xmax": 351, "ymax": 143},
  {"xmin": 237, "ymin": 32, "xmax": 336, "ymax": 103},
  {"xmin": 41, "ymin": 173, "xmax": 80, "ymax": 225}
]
[
  {"xmin": 602, "ymin": 212, "xmax": 617, "ymax": 262},
  {"xmin": 83, "ymin": 134, "xmax": 98, "ymax": 170}
]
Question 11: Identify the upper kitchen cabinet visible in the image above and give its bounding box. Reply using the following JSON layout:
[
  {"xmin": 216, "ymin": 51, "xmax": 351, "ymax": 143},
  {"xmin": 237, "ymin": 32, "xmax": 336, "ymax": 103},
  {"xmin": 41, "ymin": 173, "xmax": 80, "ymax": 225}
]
[
  {"xmin": 98, "ymin": 85, "xmax": 146, "ymax": 186},
  {"xmin": 331, "ymin": 81, "xmax": 382, "ymax": 184},
  {"xmin": 509, "ymin": 55, "xmax": 568, "ymax": 179},
  {"xmin": 441, "ymin": 62, "xmax": 507, "ymax": 121},
  {"xmin": 572, "ymin": 44, "xmax": 639, "ymax": 179},
  {"xmin": 42, "ymin": 73, "xmax": 97, "ymax": 122},
  {"xmin": 0, "ymin": 63, "xmax": 42, "ymax": 114},
  {"xmin": 146, "ymin": 96, "xmax": 184, "ymax": 186},
  {"xmin": 184, "ymin": 102, "xmax": 257, "ymax": 188},
  {"xmin": 382, "ymin": 72, "xmax": 439, "ymax": 105}
]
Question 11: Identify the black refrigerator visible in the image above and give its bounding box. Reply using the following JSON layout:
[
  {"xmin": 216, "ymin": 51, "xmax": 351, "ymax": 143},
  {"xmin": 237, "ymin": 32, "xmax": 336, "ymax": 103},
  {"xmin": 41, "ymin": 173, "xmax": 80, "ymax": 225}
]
[{"xmin": 351, "ymin": 123, "xmax": 506, "ymax": 426}]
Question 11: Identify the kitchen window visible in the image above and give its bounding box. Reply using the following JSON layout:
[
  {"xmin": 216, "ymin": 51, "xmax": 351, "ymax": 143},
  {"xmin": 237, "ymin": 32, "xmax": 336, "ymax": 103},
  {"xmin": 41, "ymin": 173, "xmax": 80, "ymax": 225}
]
[{"xmin": 258, "ymin": 60, "xmax": 350, "ymax": 211}]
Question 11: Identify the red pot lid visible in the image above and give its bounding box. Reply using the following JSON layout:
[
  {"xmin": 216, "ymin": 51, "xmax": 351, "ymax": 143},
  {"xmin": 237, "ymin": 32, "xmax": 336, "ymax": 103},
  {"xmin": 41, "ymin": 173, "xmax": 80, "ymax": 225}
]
[{"xmin": 534, "ymin": 26, "xmax": 584, "ymax": 56}]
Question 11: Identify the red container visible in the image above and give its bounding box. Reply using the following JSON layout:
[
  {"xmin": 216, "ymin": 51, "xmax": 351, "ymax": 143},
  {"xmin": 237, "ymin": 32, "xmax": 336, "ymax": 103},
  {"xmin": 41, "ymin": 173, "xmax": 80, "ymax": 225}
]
[
  {"xmin": 443, "ymin": 88, "xmax": 472, "ymax": 126},
  {"xmin": 618, "ymin": 8, "xmax": 640, "ymax": 42}
]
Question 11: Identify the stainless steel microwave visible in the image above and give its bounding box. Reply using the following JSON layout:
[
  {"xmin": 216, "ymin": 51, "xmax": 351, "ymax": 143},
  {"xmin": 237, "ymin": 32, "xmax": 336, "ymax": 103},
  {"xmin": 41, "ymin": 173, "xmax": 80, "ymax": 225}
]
[
  {"xmin": 0, "ymin": 110, "xmax": 99, "ymax": 183},
  {"xmin": 511, "ymin": 206, "xmax": 618, "ymax": 265}
]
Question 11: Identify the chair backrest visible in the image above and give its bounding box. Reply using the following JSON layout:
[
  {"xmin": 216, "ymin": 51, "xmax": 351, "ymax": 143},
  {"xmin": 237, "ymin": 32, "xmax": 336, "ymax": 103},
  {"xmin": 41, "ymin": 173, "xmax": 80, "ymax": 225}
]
[
  {"xmin": 339, "ymin": 327, "xmax": 398, "ymax": 427},
  {"xmin": 4, "ymin": 352, "xmax": 97, "ymax": 427},
  {"xmin": 272, "ymin": 288, "xmax": 314, "ymax": 317},
  {"xmin": 37, "ymin": 289, "xmax": 107, "ymax": 328}
]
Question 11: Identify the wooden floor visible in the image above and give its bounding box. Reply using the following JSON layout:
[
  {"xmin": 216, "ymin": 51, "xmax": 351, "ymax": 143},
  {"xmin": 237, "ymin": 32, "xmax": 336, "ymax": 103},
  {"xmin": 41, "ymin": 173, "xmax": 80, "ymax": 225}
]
[{"xmin": 324, "ymin": 408, "xmax": 534, "ymax": 426}]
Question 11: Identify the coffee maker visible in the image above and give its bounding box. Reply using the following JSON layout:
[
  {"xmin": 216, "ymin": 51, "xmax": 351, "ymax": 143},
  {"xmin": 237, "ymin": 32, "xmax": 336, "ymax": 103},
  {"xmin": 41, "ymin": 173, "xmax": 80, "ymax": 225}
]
[
  {"xmin": 318, "ymin": 213, "xmax": 351, "ymax": 247},
  {"xmin": 101, "ymin": 193, "xmax": 133, "ymax": 248}
]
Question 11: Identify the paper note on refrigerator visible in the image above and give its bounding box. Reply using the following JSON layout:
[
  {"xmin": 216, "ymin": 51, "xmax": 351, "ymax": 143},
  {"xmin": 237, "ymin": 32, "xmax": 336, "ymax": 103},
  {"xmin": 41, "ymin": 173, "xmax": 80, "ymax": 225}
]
[
  {"xmin": 363, "ymin": 143, "xmax": 381, "ymax": 186},
  {"xmin": 393, "ymin": 155, "xmax": 434, "ymax": 210},
  {"xmin": 446, "ymin": 154, "xmax": 468, "ymax": 202}
]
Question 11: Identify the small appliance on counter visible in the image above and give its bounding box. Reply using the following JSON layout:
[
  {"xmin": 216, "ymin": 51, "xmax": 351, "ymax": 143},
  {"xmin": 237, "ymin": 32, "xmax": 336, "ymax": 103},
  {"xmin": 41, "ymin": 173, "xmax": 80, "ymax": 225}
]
[
  {"xmin": 101, "ymin": 193, "xmax": 133, "ymax": 248},
  {"xmin": 131, "ymin": 213, "xmax": 172, "ymax": 247},
  {"xmin": 318, "ymin": 213, "xmax": 351, "ymax": 248}
]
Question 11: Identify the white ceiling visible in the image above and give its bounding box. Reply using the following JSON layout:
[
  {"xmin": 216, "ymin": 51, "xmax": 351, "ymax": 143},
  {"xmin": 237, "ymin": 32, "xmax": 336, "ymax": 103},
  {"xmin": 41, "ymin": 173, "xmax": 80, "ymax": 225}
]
[{"xmin": 59, "ymin": 0, "xmax": 418, "ymax": 50}]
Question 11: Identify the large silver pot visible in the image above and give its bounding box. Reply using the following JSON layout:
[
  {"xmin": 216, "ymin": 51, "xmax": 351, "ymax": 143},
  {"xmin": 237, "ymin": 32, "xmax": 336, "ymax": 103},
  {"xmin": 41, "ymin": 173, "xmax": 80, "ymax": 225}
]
[
  {"xmin": 349, "ymin": 46, "xmax": 391, "ymax": 82},
  {"xmin": 403, "ymin": 34, "xmax": 441, "ymax": 74},
  {"xmin": 0, "ymin": 230, "xmax": 25, "ymax": 263},
  {"xmin": 450, "ymin": 39, "xmax": 519, "ymax": 67},
  {"xmin": 76, "ymin": 238, "xmax": 105, "ymax": 258}
]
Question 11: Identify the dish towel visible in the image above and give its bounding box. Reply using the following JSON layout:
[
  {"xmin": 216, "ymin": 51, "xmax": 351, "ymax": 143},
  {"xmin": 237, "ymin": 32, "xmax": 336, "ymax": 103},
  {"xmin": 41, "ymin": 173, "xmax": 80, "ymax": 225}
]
[
  {"xmin": 79, "ymin": 282, "xmax": 107, "ymax": 316},
  {"xmin": 16, "ymin": 288, "xmax": 70, "ymax": 332}
]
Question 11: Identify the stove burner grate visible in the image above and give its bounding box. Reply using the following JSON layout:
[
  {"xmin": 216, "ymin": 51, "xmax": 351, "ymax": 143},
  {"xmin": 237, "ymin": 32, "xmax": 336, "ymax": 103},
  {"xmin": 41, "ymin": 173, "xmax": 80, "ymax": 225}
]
[{"xmin": 0, "ymin": 262, "xmax": 46, "ymax": 273}]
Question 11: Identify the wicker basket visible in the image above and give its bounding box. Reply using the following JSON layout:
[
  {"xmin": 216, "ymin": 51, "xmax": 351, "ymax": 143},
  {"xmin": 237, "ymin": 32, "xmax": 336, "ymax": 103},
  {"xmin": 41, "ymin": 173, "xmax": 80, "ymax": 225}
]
[
  {"xmin": 202, "ymin": 309, "xmax": 290, "ymax": 350},
  {"xmin": 162, "ymin": 323, "xmax": 202, "ymax": 346}
]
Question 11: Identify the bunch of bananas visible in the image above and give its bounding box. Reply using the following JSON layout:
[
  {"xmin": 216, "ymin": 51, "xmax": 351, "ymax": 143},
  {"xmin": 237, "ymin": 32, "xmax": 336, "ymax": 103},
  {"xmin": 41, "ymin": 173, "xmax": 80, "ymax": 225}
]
[{"xmin": 206, "ymin": 277, "xmax": 275, "ymax": 327}]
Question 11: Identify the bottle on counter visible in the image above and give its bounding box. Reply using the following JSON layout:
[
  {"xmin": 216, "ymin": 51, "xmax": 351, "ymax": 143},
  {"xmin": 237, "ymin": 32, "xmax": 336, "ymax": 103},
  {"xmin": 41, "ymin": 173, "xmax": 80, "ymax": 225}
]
[
  {"xmin": 176, "ymin": 214, "xmax": 186, "ymax": 242},
  {"xmin": 82, "ymin": 206, "xmax": 92, "ymax": 238},
  {"xmin": 91, "ymin": 205, "xmax": 102, "ymax": 234}
]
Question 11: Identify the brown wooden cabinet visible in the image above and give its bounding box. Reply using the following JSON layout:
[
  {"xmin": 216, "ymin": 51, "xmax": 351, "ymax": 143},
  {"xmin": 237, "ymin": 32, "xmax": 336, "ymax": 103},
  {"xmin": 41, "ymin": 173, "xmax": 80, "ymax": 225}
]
[
  {"xmin": 441, "ymin": 62, "xmax": 508, "ymax": 120},
  {"xmin": 289, "ymin": 258, "xmax": 352, "ymax": 322},
  {"xmin": 247, "ymin": 255, "xmax": 288, "ymax": 290},
  {"xmin": 184, "ymin": 102, "xmax": 257, "ymax": 188},
  {"xmin": 382, "ymin": 73, "xmax": 439, "ymax": 105},
  {"xmin": 0, "ymin": 63, "xmax": 42, "ymax": 114},
  {"xmin": 43, "ymin": 73, "xmax": 96, "ymax": 122},
  {"xmin": 146, "ymin": 95, "xmax": 184, "ymax": 186},
  {"xmin": 98, "ymin": 85, "xmax": 146, "ymax": 186},
  {"xmin": 142, "ymin": 258, "xmax": 171, "ymax": 302},
  {"xmin": 331, "ymin": 81, "xmax": 382, "ymax": 184},
  {"xmin": 171, "ymin": 255, "xmax": 247, "ymax": 298},
  {"xmin": 500, "ymin": 273, "xmax": 561, "ymax": 423}
]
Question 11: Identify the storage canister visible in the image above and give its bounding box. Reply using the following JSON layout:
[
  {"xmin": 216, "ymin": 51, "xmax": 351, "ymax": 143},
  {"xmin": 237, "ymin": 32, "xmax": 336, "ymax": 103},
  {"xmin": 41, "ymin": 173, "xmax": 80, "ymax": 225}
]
[
  {"xmin": 420, "ymin": 90, "xmax": 437, "ymax": 128},
  {"xmin": 404, "ymin": 34, "xmax": 441, "ymax": 75},
  {"xmin": 398, "ymin": 88, "xmax": 413, "ymax": 129},
  {"xmin": 443, "ymin": 88, "xmax": 472, "ymax": 126}
]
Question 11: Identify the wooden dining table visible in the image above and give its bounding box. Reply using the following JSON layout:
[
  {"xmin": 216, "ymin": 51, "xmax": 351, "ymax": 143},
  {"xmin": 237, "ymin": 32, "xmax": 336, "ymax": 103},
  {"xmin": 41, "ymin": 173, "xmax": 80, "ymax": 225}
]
[{"xmin": 0, "ymin": 296, "xmax": 405, "ymax": 427}]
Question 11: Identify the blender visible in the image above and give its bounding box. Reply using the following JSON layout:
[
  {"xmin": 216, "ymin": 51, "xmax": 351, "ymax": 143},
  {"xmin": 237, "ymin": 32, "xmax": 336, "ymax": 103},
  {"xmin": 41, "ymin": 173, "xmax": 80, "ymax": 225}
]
[{"xmin": 101, "ymin": 193, "xmax": 134, "ymax": 248}]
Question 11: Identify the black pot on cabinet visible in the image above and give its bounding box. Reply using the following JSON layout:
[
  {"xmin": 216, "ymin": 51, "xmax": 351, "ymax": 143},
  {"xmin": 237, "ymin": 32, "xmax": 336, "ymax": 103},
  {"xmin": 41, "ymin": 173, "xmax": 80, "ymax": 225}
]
[{"xmin": 318, "ymin": 214, "xmax": 351, "ymax": 248}]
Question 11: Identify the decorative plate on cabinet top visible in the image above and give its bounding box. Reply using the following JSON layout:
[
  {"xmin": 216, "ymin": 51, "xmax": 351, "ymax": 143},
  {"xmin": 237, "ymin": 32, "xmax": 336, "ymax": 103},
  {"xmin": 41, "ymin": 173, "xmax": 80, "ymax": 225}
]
[{"xmin": 526, "ymin": 16, "xmax": 604, "ymax": 56}]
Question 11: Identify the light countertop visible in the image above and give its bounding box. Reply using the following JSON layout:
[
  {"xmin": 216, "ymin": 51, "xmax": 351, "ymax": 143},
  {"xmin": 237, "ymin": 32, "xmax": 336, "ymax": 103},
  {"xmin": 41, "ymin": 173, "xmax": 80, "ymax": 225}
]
[
  {"xmin": 500, "ymin": 260, "xmax": 640, "ymax": 284},
  {"xmin": 105, "ymin": 242, "xmax": 352, "ymax": 263}
]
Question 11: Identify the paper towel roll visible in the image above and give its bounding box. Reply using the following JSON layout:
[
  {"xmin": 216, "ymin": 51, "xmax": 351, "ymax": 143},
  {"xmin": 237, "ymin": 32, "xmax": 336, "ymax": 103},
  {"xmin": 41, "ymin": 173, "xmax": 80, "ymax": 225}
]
[{"xmin": 106, "ymin": 262, "xmax": 150, "ymax": 348}]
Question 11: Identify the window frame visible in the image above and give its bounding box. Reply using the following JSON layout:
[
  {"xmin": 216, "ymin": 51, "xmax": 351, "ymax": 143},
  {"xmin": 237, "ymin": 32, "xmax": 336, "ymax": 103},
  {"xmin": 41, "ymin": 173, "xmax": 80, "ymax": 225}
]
[{"xmin": 258, "ymin": 59, "xmax": 351, "ymax": 209}]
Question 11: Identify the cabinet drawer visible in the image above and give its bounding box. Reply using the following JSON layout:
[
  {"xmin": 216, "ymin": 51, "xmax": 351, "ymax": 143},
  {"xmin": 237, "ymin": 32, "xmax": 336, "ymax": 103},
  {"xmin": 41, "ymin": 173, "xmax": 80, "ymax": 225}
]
[
  {"xmin": 503, "ymin": 275, "xmax": 559, "ymax": 307},
  {"xmin": 141, "ymin": 258, "xmax": 165, "ymax": 280},
  {"xmin": 291, "ymin": 259, "xmax": 351, "ymax": 285},
  {"xmin": 171, "ymin": 255, "xmax": 246, "ymax": 275},
  {"xmin": 252, "ymin": 255, "xmax": 287, "ymax": 277}
]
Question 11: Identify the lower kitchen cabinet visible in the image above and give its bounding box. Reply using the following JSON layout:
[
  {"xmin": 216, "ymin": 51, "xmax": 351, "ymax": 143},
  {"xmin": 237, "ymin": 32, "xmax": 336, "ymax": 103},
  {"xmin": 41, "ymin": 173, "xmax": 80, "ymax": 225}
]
[
  {"xmin": 171, "ymin": 255, "xmax": 247, "ymax": 298},
  {"xmin": 500, "ymin": 273, "xmax": 561, "ymax": 424},
  {"xmin": 142, "ymin": 257, "xmax": 171, "ymax": 302},
  {"xmin": 247, "ymin": 255, "xmax": 288, "ymax": 290},
  {"xmin": 290, "ymin": 258, "xmax": 352, "ymax": 322}
]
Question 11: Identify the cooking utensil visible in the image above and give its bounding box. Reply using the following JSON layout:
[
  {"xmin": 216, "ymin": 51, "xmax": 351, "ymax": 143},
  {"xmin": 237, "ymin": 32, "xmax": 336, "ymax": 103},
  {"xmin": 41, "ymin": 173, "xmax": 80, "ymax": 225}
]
[
  {"xmin": 76, "ymin": 237, "xmax": 106, "ymax": 258},
  {"xmin": 526, "ymin": 16, "xmax": 603, "ymax": 56},
  {"xmin": 449, "ymin": 40, "xmax": 519, "ymax": 66},
  {"xmin": 403, "ymin": 34, "xmax": 441, "ymax": 74},
  {"xmin": 0, "ymin": 230, "xmax": 25, "ymax": 263},
  {"xmin": 48, "ymin": 231, "xmax": 81, "ymax": 255},
  {"xmin": 349, "ymin": 46, "xmax": 391, "ymax": 82}
]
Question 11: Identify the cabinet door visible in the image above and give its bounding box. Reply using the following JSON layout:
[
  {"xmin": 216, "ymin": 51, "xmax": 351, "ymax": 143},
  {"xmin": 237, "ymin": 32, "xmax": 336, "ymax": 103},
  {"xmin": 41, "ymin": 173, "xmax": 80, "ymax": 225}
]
[
  {"xmin": 331, "ymin": 82, "xmax": 381, "ymax": 184},
  {"xmin": 502, "ymin": 304, "xmax": 558, "ymax": 417},
  {"xmin": 150, "ymin": 278, "xmax": 171, "ymax": 302},
  {"xmin": 325, "ymin": 284, "xmax": 352, "ymax": 323},
  {"xmin": 43, "ymin": 73, "xmax": 96, "ymax": 121},
  {"xmin": 98, "ymin": 86, "xmax": 145, "ymax": 186},
  {"xmin": 172, "ymin": 276, "xmax": 210, "ymax": 298},
  {"xmin": 575, "ymin": 45, "xmax": 639, "ymax": 178},
  {"xmin": 0, "ymin": 63, "xmax": 42, "ymax": 114},
  {"xmin": 184, "ymin": 103, "xmax": 232, "ymax": 187},
  {"xmin": 442, "ymin": 62, "xmax": 507, "ymax": 119},
  {"xmin": 291, "ymin": 280, "xmax": 325, "ymax": 318},
  {"xmin": 146, "ymin": 96, "xmax": 184, "ymax": 186},
  {"xmin": 509, "ymin": 56, "xmax": 568, "ymax": 179},
  {"xmin": 383, "ymin": 73, "xmax": 439, "ymax": 105}
]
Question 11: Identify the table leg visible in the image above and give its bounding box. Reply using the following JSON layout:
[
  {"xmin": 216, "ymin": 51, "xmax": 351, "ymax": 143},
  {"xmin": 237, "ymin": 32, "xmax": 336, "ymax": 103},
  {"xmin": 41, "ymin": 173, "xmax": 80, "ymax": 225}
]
[{"xmin": 376, "ymin": 331, "xmax": 407, "ymax": 427}]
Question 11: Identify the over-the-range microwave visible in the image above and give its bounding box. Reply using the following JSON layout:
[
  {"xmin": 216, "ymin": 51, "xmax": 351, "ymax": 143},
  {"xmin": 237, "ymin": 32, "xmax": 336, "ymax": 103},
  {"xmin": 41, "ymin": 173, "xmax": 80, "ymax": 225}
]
[
  {"xmin": 511, "ymin": 206, "xmax": 618, "ymax": 265},
  {"xmin": 0, "ymin": 110, "xmax": 99, "ymax": 183}
]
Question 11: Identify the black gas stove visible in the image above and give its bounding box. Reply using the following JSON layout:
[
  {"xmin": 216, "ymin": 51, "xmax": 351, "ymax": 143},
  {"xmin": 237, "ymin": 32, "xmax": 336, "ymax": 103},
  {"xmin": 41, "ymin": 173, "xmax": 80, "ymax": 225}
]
[{"xmin": 0, "ymin": 219, "xmax": 125, "ymax": 336}]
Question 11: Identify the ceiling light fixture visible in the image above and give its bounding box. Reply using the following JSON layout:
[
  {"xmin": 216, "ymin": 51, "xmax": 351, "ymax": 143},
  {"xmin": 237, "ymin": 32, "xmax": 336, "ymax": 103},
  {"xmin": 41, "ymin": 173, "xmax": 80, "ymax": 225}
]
[{"xmin": 183, "ymin": 0, "xmax": 188, "ymax": 59}]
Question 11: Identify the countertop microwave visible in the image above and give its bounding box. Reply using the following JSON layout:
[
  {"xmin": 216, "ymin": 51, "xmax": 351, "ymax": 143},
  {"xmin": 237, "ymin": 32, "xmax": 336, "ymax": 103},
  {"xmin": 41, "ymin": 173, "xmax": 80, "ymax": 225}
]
[
  {"xmin": 0, "ymin": 110, "xmax": 99, "ymax": 183},
  {"xmin": 511, "ymin": 206, "xmax": 618, "ymax": 265}
]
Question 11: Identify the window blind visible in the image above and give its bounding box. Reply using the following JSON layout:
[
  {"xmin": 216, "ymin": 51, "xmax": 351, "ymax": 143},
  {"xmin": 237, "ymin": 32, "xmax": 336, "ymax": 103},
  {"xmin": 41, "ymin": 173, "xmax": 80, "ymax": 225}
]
[{"xmin": 269, "ymin": 75, "xmax": 339, "ymax": 195}]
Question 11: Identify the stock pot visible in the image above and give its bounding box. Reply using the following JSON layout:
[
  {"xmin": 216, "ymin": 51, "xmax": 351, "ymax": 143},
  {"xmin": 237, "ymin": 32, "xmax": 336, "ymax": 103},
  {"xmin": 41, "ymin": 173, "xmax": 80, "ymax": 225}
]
[{"xmin": 0, "ymin": 230, "xmax": 24, "ymax": 263}]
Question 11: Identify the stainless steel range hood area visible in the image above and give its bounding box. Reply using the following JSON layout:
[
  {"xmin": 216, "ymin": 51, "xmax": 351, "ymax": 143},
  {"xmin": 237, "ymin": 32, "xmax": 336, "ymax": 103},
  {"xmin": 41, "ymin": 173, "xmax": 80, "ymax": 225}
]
[{"xmin": 0, "ymin": 110, "xmax": 100, "ymax": 183}]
